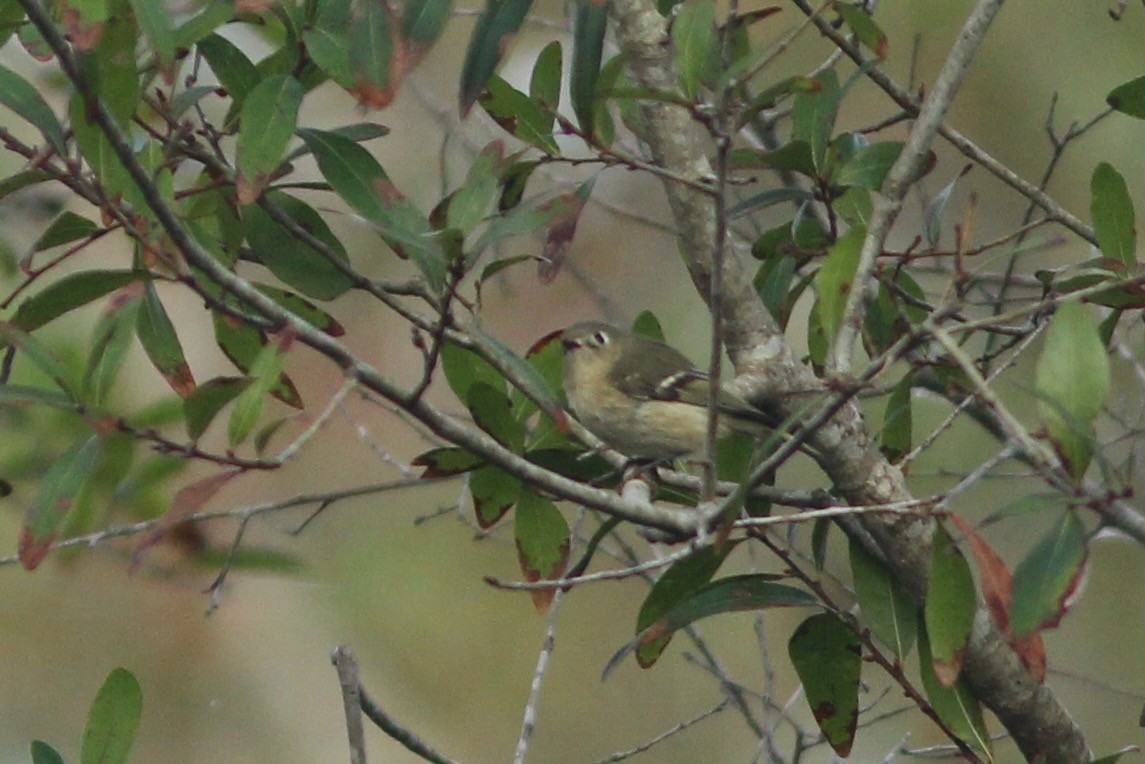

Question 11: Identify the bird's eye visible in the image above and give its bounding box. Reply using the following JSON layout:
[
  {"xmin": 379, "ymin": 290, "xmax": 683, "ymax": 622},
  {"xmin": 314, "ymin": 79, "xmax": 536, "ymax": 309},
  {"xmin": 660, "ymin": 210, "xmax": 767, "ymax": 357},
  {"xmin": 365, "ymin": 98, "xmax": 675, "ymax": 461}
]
[{"xmin": 592, "ymin": 330, "xmax": 608, "ymax": 346}]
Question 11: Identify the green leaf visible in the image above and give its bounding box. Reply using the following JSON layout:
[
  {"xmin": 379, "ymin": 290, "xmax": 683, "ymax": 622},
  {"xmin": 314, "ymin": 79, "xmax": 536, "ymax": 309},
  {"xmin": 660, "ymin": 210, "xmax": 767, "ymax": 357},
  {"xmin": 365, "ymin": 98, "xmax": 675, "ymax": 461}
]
[
  {"xmin": 69, "ymin": 93, "xmax": 133, "ymax": 199},
  {"xmin": 514, "ymin": 491, "xmax": 570, "ymax": 610},
  {"xmin": 788, "ymin": 612, "xmax": 861, "ymax": 757},
  {"xmin": 605, "ymin": 574, "xmax": 817, "ymax": 677},
  {"xmin": 728, "ymin": 140, "xmax": 815, "ymax": 175},
  {"xmin": 402, "ymin": 0, "xmax": 453, "ymax": 59},
  {"xmin": 880, "ymin": 372, "xmax": 912, "ymax": 462},
  {"xmin": 255, "ymin": 283, "xmax": 346, "ymax": 336},
  {"xmin": 924, "ymin": 524, "xmax": 976, "ymax": 686},
  {"xmin": 468, "ymin": 381, "xmax": 525, "ymax": 452},
  {"xmin": 184, "ymin": 377, "xmax": 253, "ymax": 441},
  {"xmin": 0, "ymin": 382, "xmax": 78, "ymax": 410},
  {"xmin": 0, "ymin": 168, "xmax": 53, "ymax": 202},
  {"xmin": 635, "ymin": 545, "xmax": 731, "ymax": 666},
  {"xmin": 0, "ymin": 324, "xmax": 76, "ymax": 396},
  {"xmin": 30, "ymin": 740, "xmax": 66, "ymax": 764},
  {"xmin": 792, "ymin": 68, "xmax": 839, "ymax": 172},
  {"xmin": 197, "ymin": 33, "xmax": 260, "ymax": 109},
  {"xmin": 727, "ymin": 186, "xmax": 815, "ymax": 218},
  {"xmin": 0, "ymin": 1, "xmax": 24, "ymax": 50},
  {"xmin": 631, "ymin": 310, "xmax": 665, "ymax": 342},
  {"xmin": 211, "ymin": 312, "xmax": 302, "ymax": 408},
  {"xmin": 303, "ymin": 0, "xmax": 353, "ymax": 88},
  {"xmin": 236, "ymin": 75, "xmax": 305, "ymax": 202},
  {"xmin": 411, "ymin": 446, "xmax": 485, "ymax": 477},
  {"xmin": 813, "ymin": 224, "xmax": 864, "ymax": 344},
  {"xmin": 529, "ymin": 40, "xmax": 562, "ymax": 114},
  {"xmin": 89, "ymin": 8, "xmax": 140, "ymax": 126},
  {"xmin": 672, "ymin": 0, "xmax": 717, "ymax": 101},
  {"xmin": 479, "ymin": 75, "xmax": 560, "ymax": 155},
  {"xmin": 849, "ymin": 537, "xmax": 916, "ymax": 659},
  {"xmin": 469, "ymin": 464, "xmax": 521, "ymax": 527},
  {"xmin": 570, "ymin": 1, "xmax": 607, "ymax": 136},
  {"xmin": 917, "ymin": 618, "xmax": 990, "ymax": 760},
  {"xmin": 137, "ymin": 281, "xmax": 195, "ymax": 397},
  {"xmin": 227, "ymin": 336, "xmax": 286, "ymax": 447},
  {"xmin": 733, "ymin": 77, "xmax": 817, "ymax": 130},
  {"xmin": 833, "ymin": 1, "xmax": 887, "ymax": 58},
  {"xmin": 440, "ymin": 339, "xmax": 505, "ymax": 404},
  {"xmin": 0, "ymin": 62, "xmax": 66, "ymax": 152},
  {"xmin": 833, "ymin": 140, "xmax": 904, "ymax": 190},
  {"xmin": 83, "ymin": 286, "xmax": 142, "ymax": 407},
  {"xmin": 1009, "ymin": 510, "xmax": 1087, "ymax": 638},
  {"xmin": 30, "ymin": 211, "xmax": 100, "ymax": 254},
  {"xmin": 348, "ymin": 0, "xmax": 401, "ymax": 108},
  {"xmin": 80, "ymin": 667, "xmax": 142, "ymax": 764},
  {"xmin": 20, "ymin": 435, "xmax": 102, "ymax": 571},
  {"xmin": 1090, "ymin": 162, "xmax": 1137, "ymax": 267},
  {"xmin": 446, "ymin": 142, "xmax": 502, "ymax": 235},
  {"xmin": 1106, "ymin": 75, "xmax": 1145, "ymax": 119},
  {"xmin": 459, "ymin": 0, "xmax": 535, "ymax": 114},
  {"xmin": 297, "ymin": 128, "xmax": 446, "ymax": 291},
  {"xmin": 243, "ymin": 193, "xmax": 354, "ymax": 300},
  {"xmin": 128, "ymin": 0, "xmax": 175, "ymax": 71},
  {"xmin": 1035, "ymin": 303, "xmax": 1110, "ymax": 481}
]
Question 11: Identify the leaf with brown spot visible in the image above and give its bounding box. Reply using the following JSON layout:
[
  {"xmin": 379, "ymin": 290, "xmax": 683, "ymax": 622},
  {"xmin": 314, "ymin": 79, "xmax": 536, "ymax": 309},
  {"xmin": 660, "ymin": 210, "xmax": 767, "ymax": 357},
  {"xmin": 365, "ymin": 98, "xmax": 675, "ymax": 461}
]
[
  {"xmin": 514, "ymin": 493, "xmax": 569, "ymax": 612},
  {"xmin": 789, "ymin": 612, "xmax": 861, "ymax": 756},
  {"xmin": 20, "ymin": 435, "xmax": 103, "ymax": 570},
  {"xmin": 132, "ymin": 470, "xmax": 242, "ymax": 570},
  {"xmin": 949, "ymin": 514, "xmax": 1012, "ymax": 634},
  {"xmin": 537, "ymin": 179, "xmax": 593, "ymax": 283}
]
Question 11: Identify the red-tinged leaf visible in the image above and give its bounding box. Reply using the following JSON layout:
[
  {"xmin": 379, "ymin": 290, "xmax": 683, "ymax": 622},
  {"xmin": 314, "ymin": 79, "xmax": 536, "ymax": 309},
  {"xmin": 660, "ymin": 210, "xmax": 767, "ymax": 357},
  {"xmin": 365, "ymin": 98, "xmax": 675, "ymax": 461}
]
[
  {"xmin": 634, "ymin": 545, "xmax": 732, "ymax": 665},
  {"xmin": 211, "ymin": 311, "xmax": 303, "ymax": 409},
  {"xmin": 348, "ymin": 0, "xmax": 407, "ymax": 109},
  {"xmin": 411, "ymin": 447, "xmax": 485, "ymax": 477},
  {"xmin": 235, "ymin": 75, "xmax": 304, "ymax": 204},
  {"xmin": 255, "ymin": 283, "xmax": 346, "ymax": 336},
  {"xmin": 469, "ymin": 464, "xmax": 521, "ymax": 527},
  {"xmin": 183, "ymin": 377, "xmax": 253, "ymax": 442},
  {"xmin": 458, "ymin": 0, "xmax": 535, "ymax": 115},
  {"xmin": 604, "ymin": 574, "xmax": 816, "ymax": 677},
  {"xmin": 789, "ymin": 612, "xmax": 861, "ymax": 756},
  {"xmin": 949, "ymin": 514, "xmax": 1012, "ymax": 634},
  {"xmin": 1009, "ymin": 509, "xmax": 1088, "ymax": 638},
  {"xmin": 924, "ymin": 523, "xmax": 976, "ymax": 686},
  {"xmin": 514, "ymin": 492, "xmax": 570, "ymax": 612},
  {"xmin": 833, "ymin": 0, "xmax": 888, "ymax": 59},
  {"xmin": 20, "ymin": 435, "xmax": 102, "ymax": 570},
  {"xmin": 1011, "ymin": 630, "xmax": 1047, "ymax": 683},
  {"xmin": 538, "ymin": 179, "xmax": 593, "ymax": 283},
  {"xmin": 478, "ymin": 75, "xmax": 560, "ymax": 155},
  {"xmin": 136, "ymin": 281, "xmax": 196, "ymax": 398},
  {"xmin": 61, "ymin": 5, "xmax": 103, "ymax": 51},
  {"xmin": 133, "ymin": 470, "xmax": 242, "ymax": 568}
]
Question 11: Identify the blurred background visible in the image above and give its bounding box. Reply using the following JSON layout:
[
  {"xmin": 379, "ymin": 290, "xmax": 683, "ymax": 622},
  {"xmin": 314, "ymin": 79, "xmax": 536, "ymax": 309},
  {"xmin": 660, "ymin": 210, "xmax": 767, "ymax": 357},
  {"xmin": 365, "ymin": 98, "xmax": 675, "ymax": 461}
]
[{"xmin": 0, "ymin": 0, "xmax": 1142, "ymax": 761}]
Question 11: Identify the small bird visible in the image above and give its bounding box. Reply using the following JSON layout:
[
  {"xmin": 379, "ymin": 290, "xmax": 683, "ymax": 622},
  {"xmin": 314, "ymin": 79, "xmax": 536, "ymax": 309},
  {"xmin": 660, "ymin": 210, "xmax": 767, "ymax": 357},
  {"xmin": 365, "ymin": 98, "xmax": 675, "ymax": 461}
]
[{"xmin": 560, "ymin": 321, "xmax": 779, "ymax": 461}]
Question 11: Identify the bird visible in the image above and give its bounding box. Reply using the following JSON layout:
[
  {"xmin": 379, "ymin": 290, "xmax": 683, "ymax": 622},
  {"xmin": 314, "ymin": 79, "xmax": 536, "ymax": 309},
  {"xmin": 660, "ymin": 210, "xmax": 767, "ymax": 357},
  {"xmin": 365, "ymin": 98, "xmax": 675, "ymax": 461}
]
[{"xmin": 560, "ymin": 321, "xmax": 780, "ymax": 462}]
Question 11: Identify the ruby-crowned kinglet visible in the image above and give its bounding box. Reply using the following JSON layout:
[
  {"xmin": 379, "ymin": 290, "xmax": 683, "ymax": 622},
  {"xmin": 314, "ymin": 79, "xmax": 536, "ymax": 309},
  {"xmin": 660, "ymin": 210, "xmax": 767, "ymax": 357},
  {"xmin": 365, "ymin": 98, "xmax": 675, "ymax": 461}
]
[{"xmin": 561, "ymin": 321, "xmax": 778, "ymax": 460}]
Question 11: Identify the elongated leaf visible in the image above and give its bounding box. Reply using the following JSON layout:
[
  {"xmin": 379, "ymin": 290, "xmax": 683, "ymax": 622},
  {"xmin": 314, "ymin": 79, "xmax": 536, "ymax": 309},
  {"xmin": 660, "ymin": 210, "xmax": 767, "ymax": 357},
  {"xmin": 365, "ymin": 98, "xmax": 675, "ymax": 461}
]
[
  {"xmin": 468, "ymin": 382, "xmax": 525, "ymax": 452},
  {"xmin": 20, "ymin": 435, "xmax": 102, "ymax": 570},
  {"xmin": 1035, "ymin": 302, "xmax": 1109, "ymax": 480},
  {"xmin": 0, "ymin": 62, "xmax": 66, "ymax": 152},
  {"xmin": 728, "ymin": 186, "xmax": 815, "ymax": 218},
  {"xmin": 514, "ymin": 491, "xmax": 570, "ymax": 611},
  {"xmin": 402, "ymin": 0, "xmax": 453, "ymax": 62},
  {"xmin": 849, "ymin": 537, "xmax": 916, "ymax": 660},
  {"xmin": 789, "ymin": 612, "xmax": 861, "ymax": 756},
  {"xmin": 137, "ymin": 281, "xmax": 195, "ymax": 397},
  {"xmin": 570, "ymin": 1, "xmax": 607, "ymax": 136},
  {"xmin": 604, "ymin": 574, "xmax": 817, "ymax": 677},
  {"xmin": 83, "ymin": 285, "xmax": 143, "ymax": 406},
  {"xmin": 236, "ymin": 75, "xmax": 305, "ymax": 203},
  {"xmin": 128, "ymin": 0, "xmax": 175, "ymax": 72},
  {"xmin": 1010, "ymin": 510, "xmax": 1087, "ymax": 638},
  {"xmin": 183, "ymin": 377, "xmax": 251, "ymax": 441},
  {"xmin": 672, "ymin": 0, "xmax": 716, "ymax": 101},
  {"xmin": 30, "ymin": 740, "xmax": 66, "ymax": 764},
  {"xmin": 792, "ymin": 68, "xmax": 839, "ymax": 172},
  {"xmin": 1090, "ymin": 162, "xmax": 1137, "ymax": 268},
  {"xmin": 297, "ymin": 128, "xmax": 446, "ymax": 291},
  {"xmin": 924, "ymin": 524, "xmax": 976, "ymax": 686},
  {"xmin": 244, "ymin": 193, "xmax": 354, "ymax": 300},
  {"xmin": 917, "ymin": 619, "xmax": 991, "ymax": 760},
  {"xmin": 411, "ymin": 446, "xmax": 485, "ymax": 477},
  {"xmin": 228, "ymin": 335, "xmax": 287, "ymax": 447},
  {"xmin": 0, "ymin": 322, "xmax": 76, "ymax": 395},
  {"xmin": 833, "ymin": 1, "xmax": 887, "ymax": 58},
  {"xmin": 255, "ymin": 283, "xmax": 346, "ymax": 336},
  {"xmin": 30, "ymin": 211, "xmax": 100, "ymax": 256},
  {"xmin": 814, "ymin": 224, "xmax": 864, "ymax": 344},
  {"xmin": 635, "ymin": 545, "xmax": 731, "ymax": 666},
  {"xmin": 880, "ymin": 372, "xmax": 912, "ymax": 462},
  {"xmin": 529, "ymin": 40, "xmax": 562, "ymax": 114},
  {"xmin": 211, "ymin": 312, "xmax": 302, "ymax": 408},
  {"xmin": 479, "ymin": 74, "xmax": 560, "ymax": 155},
  {"xmin": 348, "ymin": 0, "xmax": 403, "ymax": 108},
  {"xmin": 197, "ymin": 33, "xmax": 260, "ymax": 106},
  {"xmin": 459, "ymin": 0, "xmax": 535, "ymax": 114},
  {"xmin": 81, "ymin": 667, "xmax": 142, "ymax": 764}
]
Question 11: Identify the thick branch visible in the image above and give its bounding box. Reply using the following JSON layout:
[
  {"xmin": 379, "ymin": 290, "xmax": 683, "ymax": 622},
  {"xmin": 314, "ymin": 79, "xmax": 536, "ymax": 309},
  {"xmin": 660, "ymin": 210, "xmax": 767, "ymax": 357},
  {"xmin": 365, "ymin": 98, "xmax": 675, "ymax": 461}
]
[{"xmin": 606, "ymin": 0, "xmax": 1091, "ymax": 759}]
